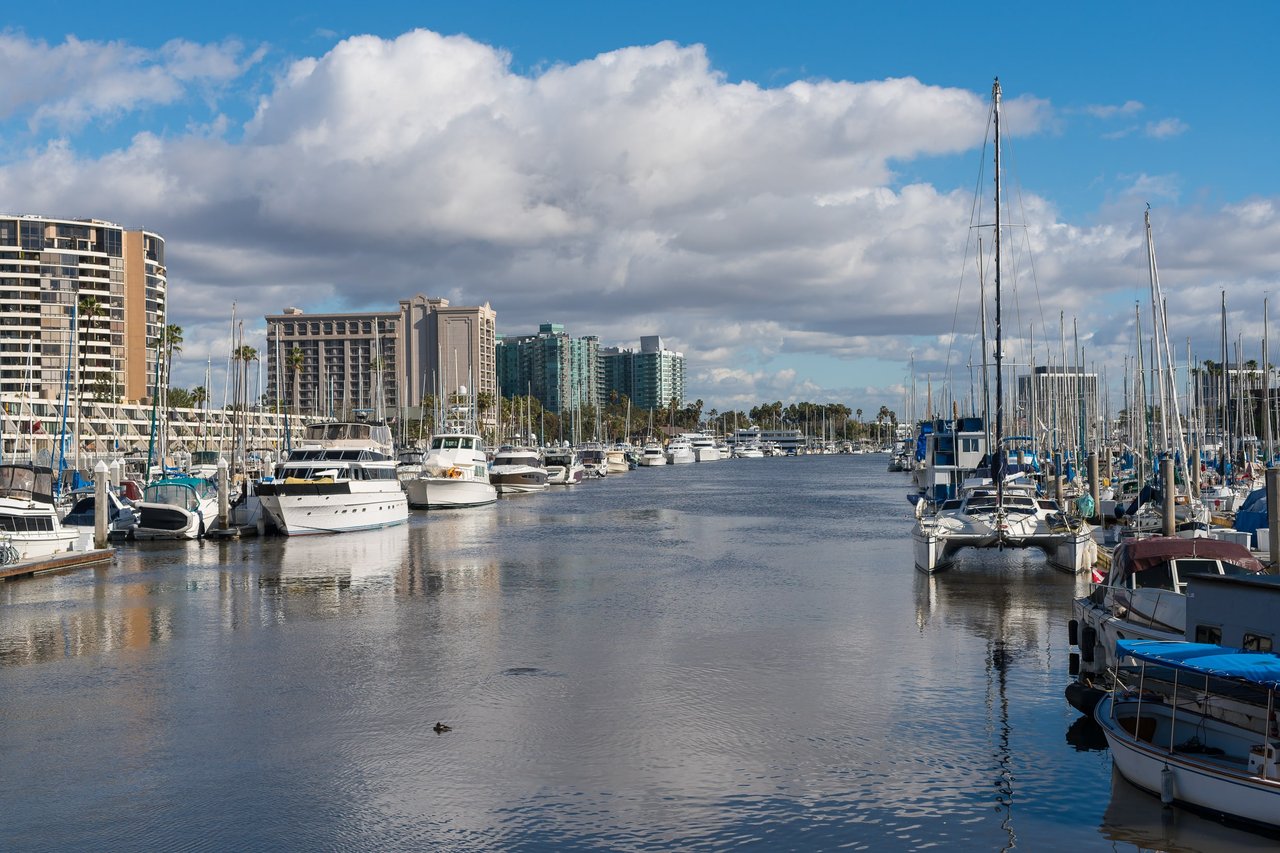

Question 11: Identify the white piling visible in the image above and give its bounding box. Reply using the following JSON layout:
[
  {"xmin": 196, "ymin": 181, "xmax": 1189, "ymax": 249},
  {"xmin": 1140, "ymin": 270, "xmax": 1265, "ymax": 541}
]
[
  {"xmin": 218, "ymin": 457, "xmax": 230, "ymax": 530},
  {"xmin": 93, "ymin": 460, "xmax": 110, "ymax": 550}
]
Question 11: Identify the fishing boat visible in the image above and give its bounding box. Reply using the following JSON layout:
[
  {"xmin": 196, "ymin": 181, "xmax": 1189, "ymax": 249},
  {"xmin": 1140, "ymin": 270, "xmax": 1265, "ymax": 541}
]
[
  {"xmin": 133, "ymin": 476, "xmax": 219, "ymax": 540},
  {"xmin": 1094, "ymin": 639, "xmax": 1280, "ymax": 830},
  {"xmin": 256, "ymin": 420, "xmax": 408, "ymax": 535},
  {"xmin": 404, "ymin": 433, "xmax": 496, "ymax": 509},
  {"xmin": 0, "ymin": 464, "xmax": 79, "ymax": 558}
]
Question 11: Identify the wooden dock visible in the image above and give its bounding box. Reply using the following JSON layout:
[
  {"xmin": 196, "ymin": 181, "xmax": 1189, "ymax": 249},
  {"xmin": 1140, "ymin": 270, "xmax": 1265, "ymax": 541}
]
[{"xmin": 0, "ymin": 548, "xmax": 114, "ymax": 581}]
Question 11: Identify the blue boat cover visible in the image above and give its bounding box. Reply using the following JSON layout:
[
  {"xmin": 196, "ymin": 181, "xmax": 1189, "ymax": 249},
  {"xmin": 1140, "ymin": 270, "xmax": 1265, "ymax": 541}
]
[{"xmin": 1116, "ymin": 640, "xmax": 1280, "ymax": 690}]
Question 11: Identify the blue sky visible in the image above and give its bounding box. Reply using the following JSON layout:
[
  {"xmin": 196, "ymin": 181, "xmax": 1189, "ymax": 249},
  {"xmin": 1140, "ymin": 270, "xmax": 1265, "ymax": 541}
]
[{"xmin": 4, "ymin": 2, "xmax": 1279, "ymax": 414}]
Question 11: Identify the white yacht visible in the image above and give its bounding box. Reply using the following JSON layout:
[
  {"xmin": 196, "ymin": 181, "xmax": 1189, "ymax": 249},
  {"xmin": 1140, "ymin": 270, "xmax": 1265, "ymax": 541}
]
[
  {"xmin": 133, "ymin": 476, "xmax": 220, "ymax": 539},
  {"xmin": 733, "ymin": 441, "xmax": 764, "ymax": 459},
  {"xmin": 490, "ymin": 446, "xmax": 549, "ymax": 494},
  {"xmin": 544, "ymin": 446, "xmax": 586, "ymax": 485},
  {"xmin": 257, "ymin": 420, "xmax": 408, "ymax": 535},
  {"xmin": 684, "ymin": 433, "xmax": 721, "ymax": 462},
  {"xmin": 666, "ymin": 436, "xmax": 696, "ymax": 465},
  {"xmin": 638, "ymin": 442, "xmax": 667, "ymax": 466},
  {"xmin": 405, "ymin": 434, "xmax": 496, "ymax": 509},
  {"xmin": 578, "ymin": 444, "xmax": 608, "ymax": 478},
  {"xmin": 605, "ymin": 447, "xmax": 630, "ymax": 474},
  {"xmin": 0, "ymin": 464, "xmax": 78, "ymax": 559}
]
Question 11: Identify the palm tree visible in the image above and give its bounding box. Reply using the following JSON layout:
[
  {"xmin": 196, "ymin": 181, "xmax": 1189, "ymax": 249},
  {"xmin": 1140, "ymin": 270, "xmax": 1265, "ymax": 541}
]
[
  {"xmin": 234, "ymin": 345, "xmax": 259, "ymax": 409},
  {"xmin": 287, "ymin": 347, "xmax": 305, "ymax": 416},
  {"xmin": 76, "ymin": 294, "xmax": 103, "ymax": 399}
]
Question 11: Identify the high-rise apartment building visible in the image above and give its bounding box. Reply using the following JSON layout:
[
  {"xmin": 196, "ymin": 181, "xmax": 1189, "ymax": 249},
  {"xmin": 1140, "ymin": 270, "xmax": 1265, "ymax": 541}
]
[
  {"xmin": 601, "ymin": 335, "xmax": 685, "ymax": 412},
  {"xmin": 265, "ymin": 294, "xmax": 496, "ymax": 423},
  {"xmin": 496, "ymin": 323, "xmax": 601, "ymax": 414},
  {"xmin": 0, "ymin": 214, "xmax": 167, "ymax": 403}
]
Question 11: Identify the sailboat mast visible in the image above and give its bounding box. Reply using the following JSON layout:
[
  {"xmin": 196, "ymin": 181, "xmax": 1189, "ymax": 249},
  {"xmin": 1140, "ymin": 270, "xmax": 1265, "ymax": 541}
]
[{"xmin": 992, "ymin": 78, "xmax": 1005, "ymax": 496}]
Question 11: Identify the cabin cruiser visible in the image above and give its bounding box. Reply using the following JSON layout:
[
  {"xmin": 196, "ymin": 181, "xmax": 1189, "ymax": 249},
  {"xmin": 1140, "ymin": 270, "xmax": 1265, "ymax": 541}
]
[
  {"xmin": 0, "ymin": 464, "xmax": 78, "ymax": 559},
  {"xmin": 134, "ymin": 476, "xmax": 220, "ymax": 539},
  {"xmin": 578, "ymin": 444, "xmax": 608, "ymax": 478},
  {"xmin": 404, "ymin": 433, "xmax": 496, "ymax": 508},
  {"xmin": 605, "ymin": 447, "xmax": 630, "ymax": 474},
  {"xmin": 666, "ymin": 436, "xmax": 696, "ymax": 465},
  {"xmin": 638, "ymin": 442, "xmax": 667, "ymax": 466},
  {"xmin": 61, "ymin": 487, "xmax": 138, "ymax": 539},
  {"xmin": 1070, "ymin": 536, "xmax": 1264, "ymax": 680},
  {"xmin": 395, "ymin": 447, "xmax": 426, "ymax": 486},
  {"xmin": 732, "ymin": 441, "xmax": 764, "ymax": 459},
  {"xmin": 256, "ymin": 420, "xmax": 408, "ymax": 535},
  {"xmin": 543, "ymin": 446, "xmax": 585, "ymax": 485},
  {"xmin": 912, "ymin": 473, "xmax": 1096, "ymax": 573},
  {"xmin": 684, "ymin": 433, "xmax": 721, "ymax": 462},
  {"xmin": 490, "ymin": 446, "xmax": 548, "ymax": 494}
]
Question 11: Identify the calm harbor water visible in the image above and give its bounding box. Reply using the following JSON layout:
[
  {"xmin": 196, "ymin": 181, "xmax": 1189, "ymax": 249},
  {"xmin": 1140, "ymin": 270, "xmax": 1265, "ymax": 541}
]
[{"xmin": 1, "ymin": 455, "xmax": 1274, "ymax": 851}]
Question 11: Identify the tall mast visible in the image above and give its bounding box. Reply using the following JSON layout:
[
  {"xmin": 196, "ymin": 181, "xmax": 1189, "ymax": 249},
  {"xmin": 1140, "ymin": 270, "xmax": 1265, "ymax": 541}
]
[
  {"xmin": 1266, "ymin": 296, "xmax": 1274, "ymax": 465},
  {"xmin": 992, "ymin": 77, "xmax": 1005, "ymax": 497}
]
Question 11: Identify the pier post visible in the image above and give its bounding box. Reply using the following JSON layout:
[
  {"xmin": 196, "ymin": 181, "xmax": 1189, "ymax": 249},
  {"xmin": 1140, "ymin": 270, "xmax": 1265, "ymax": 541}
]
[
  {"xmin": 1088, "ymin": 452, "xmax": 1100, "ymax": 524},
  {"xmin": 1268, "ymin": 466, "xmax": 1280, "ymax": 571},
  {"xmin": 109, "ymin": 458, "xmax": 122, "ymax": 488},
  {"xmin": 1162, "ymin": 456, "xmax": 1176, "ymax": 537},
  {"xmin": 218, "ymin": 457, "xmax": 230, "ymax": 530},
  {"xmin": 93, "ymin": 460, "xmax": 109, "ymax": 550}
]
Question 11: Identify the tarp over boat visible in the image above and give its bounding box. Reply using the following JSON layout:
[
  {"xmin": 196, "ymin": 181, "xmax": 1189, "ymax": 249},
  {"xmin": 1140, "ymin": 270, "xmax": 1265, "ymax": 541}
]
[
  {"xmin": 1116, "ymin": 639, "xmax": 1280, "ymax": 690},
  {"xmin": 1107, "ymin": 536, "xmax": 1264, "ymax": 583}
]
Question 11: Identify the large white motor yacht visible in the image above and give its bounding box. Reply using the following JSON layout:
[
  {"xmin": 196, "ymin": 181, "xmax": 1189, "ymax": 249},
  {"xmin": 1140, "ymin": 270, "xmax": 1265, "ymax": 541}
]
[
  {"xmin": 685, "ymin": 433, "xmax": 721, "ymax": 462},
  {"xmin": 405, "ymin": 433, "xmax": 496, "ymax": 509},
  {"xmin": 490, "ymin": 446, "xmax": 549, "ymax": 494},
  {"xmin": 638, "ymin": 442, "xmax": 667, "ymax": 466},
  {"xmin": 257, "ymin": 420, "xmax": 408, "ymax": 535},
  {"xmin": 666, "ymin": 436, "xmax": 696, "ymax": 465}
]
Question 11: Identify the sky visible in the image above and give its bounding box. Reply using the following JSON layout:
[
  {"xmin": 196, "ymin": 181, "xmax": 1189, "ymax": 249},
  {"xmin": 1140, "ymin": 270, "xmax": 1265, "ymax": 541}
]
[{"xmin": 3, "ymin": 1, "xmax": 1280, "ymax": 417}]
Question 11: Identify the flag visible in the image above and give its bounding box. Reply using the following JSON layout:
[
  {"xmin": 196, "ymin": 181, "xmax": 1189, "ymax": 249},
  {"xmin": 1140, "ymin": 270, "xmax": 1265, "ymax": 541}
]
[{"xmin": 1090, "ymin": 565, "xmax": 1106, "ymax": 585}]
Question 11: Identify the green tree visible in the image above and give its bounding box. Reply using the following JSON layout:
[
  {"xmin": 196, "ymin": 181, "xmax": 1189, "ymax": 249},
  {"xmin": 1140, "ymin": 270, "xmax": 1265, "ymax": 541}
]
[
  {"xmin": 287, "ymin": 346, "xmax": 305, "ymax": 415},
  {"xmin": 77, "ymin": 294, "xmax": 104, "ymax": 400}
]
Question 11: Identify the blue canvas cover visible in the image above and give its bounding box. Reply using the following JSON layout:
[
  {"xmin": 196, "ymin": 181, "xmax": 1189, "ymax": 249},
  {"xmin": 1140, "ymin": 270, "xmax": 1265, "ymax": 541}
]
[{"xmin": 1116, "ymin": 640, "xmax": 1280, "ymax": 690}]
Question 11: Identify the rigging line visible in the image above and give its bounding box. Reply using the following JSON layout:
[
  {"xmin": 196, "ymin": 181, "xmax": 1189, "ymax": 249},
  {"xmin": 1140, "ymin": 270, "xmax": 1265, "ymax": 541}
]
[
  {"xmin": 944, "ymin": 99, "xmax": 996, "ymax": 392},
  {"xmin": 1001, "ymin": 116, "xmax": 1052, "ymax": 351}
]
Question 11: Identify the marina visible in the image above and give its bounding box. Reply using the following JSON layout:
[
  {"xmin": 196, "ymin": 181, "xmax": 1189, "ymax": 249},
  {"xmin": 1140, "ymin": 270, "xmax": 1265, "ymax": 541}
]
[{"xmin": 0, "ymin": 453, "xmax": 1274, "ymax": 850}]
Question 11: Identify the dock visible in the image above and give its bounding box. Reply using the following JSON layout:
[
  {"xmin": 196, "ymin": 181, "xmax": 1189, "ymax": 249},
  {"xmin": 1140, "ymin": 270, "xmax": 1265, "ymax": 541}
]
[{"xmin": 0, "ymin": 548, "xmax": 115, "ymax": 581}]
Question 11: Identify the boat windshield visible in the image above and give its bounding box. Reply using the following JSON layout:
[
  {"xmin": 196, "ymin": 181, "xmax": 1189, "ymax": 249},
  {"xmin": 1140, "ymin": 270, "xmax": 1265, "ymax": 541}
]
[
  {"xmin": 0, "ymin": 465, "xmax": 53, "ymax": 501},
  {"xmin": 145, "ymin": 483, "xmax": 197, "ymax": 510}
]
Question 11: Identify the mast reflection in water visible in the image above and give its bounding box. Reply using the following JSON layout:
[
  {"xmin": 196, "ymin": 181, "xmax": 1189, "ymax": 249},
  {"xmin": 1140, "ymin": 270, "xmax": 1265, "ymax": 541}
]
[{"xmin": 0, "ymin": 457, "xmax": 1272, "ymax": 850}]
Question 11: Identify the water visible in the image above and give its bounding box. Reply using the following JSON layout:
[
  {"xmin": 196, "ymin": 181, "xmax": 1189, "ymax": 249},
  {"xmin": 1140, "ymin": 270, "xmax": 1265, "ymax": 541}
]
[{"xmin": 0, "ymin": 456, "xmax": 1273, "ymax": 851}]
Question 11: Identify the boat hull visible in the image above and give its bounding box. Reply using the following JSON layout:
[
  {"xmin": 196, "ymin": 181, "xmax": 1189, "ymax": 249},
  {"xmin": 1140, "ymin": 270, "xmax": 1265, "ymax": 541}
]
[
  {"xmin": 133, "ymin": 499, "xmax": 214, "ymax": 540},
  {"xmin": 258, "ymin": 481, "xmax": 408, "ymax": 535},
  {"xmin": 405, "ymin": 477, "xmax": 497, "ymax": 509},
  {"xmin": 1096, "ymin": 695, "xmax": 1280, "ymax": 829}
]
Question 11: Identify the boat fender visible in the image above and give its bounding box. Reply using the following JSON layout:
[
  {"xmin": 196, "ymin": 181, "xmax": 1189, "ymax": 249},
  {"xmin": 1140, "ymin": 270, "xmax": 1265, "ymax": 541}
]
[
  {"xmin": 1080, "ymin": 625, "xmax": 1096, "ymax": 663},
  {"xmin": 1068, "ymin": 619, "xmax": 1078, "ymax": 647},
  {"xmin": 1160, "ymin": 765, "xmax": 1174, "ymax": 806}
]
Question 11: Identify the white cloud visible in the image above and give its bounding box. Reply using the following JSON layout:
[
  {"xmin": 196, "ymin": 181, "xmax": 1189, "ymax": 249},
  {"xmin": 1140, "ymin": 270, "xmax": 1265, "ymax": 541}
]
[
  {"xmin": 1144, "ymin": 117, "xmax": 1188, "ymax": 139},
  {"xmin": 0, "ymin": 28, "xmax": 1271, "ymax": 411},
  {"xmin": 1084, "ymin": 100, "xmax": 1143, "ymax": 118}
]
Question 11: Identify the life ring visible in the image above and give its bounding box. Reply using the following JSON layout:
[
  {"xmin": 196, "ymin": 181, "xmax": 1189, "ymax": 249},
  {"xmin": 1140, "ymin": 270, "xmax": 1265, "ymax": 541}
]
[{"xmin": 446, "ymin": 467, "xmax": 462, "ymax": 479}]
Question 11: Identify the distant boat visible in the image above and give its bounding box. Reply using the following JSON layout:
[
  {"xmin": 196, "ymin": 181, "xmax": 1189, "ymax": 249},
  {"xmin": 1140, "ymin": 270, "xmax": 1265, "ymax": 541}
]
[
  {"xmin": 543, "ymin": 445, "xmax": 586, "ymax": 485},
  {"xmin": 637, "ymin": 442, "xmax": 667, "ymax": 467},
  {"xmin": 490, "ymin": 446, "xmax": 549, "ymax": 494},
  {"xmin": 665, "ymin": 436, "xmax": 695, "ymax": 465}
]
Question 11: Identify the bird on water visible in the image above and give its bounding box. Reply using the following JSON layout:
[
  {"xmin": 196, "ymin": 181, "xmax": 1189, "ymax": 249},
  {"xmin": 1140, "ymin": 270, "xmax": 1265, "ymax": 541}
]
[{"xmin": 433, "ymin": 722, "xmax": 452, "ymax": 733}]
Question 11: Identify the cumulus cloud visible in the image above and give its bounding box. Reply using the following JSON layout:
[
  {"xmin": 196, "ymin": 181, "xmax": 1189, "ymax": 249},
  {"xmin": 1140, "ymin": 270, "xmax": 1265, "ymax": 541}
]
[
  {"xmin": 1144, "ymin": 117, "xmax": 1188, "ymax": 139},
  {"xmin": 0, "ymin": 28, "xmax": 1271, "ymax": 410},
  {"xmin": 1084, "ymin": 100, "xmax": 1143, "ymax": 118}
]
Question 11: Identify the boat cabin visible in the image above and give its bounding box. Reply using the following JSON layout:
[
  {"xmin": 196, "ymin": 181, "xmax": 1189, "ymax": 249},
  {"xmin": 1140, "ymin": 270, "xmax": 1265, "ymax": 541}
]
[
  {"xmin": 1184, "ymin": 572, "xmax": 1280, "ymax": 652},
  {"xmin": 1097, "ymin": 537, "xmax": 1263, "ymax": 594},
  {"xmin": 0, "ymin": 464, "xmax": 55, "ymax": 503}
]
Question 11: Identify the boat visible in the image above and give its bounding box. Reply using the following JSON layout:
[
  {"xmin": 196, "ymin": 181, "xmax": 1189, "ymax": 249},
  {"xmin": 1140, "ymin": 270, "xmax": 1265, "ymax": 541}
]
[
  {"xmin": 133, "ymin": 475, "xmax": 220, "ymax": 540},
  {"xmin": 912, "ymin": 472, "xmax": 1096, "ymax": 573},
  {"xmin": 489, "ymin": 446, "xmax": 549, "ymax": 494},
  {"xmin": 578, "ymin": 444, "xmax": 608, "ymax": 478},
  {"xmin": 666, "ymin": 435, "xmax": 695, "ymax": 464},
  {"xmin": 1070, "ymin": 536, "xmax": 1265, "ymax": 680},
  {"xmin": 395, "ymin": 447, "xmax": 426, "ymax": 486},
  {"xmin": 1094, "ymin": 639, "xmax": 1280, "ymax": 831},
  {"xmin": 543, "ymin": 445, "xmax": 586, "ymax": 485},
  {"xmin": 0, "ymin": 464, "xmax": 79, "ymax": 558},
  {"xmin": 638, "ymin": 442, "xmax": 667, "ymax": 466},
  {"xmin": 605, "ymin": 447, "xmax": 630, "ymax": 474},
  {"xmin": 684, "ymin": 433, "xmax": 721, "ymax": 462},
  {"xmin": 61, "ymin": 486, "xmax": 138, "ymax": 539},
  {"xmin": 404, "ymin": 433, "xmax": 496, "ymax": 509},
  {"xmin": 256, "ymin": 420, "xmax": 409, "ymax": 535}
]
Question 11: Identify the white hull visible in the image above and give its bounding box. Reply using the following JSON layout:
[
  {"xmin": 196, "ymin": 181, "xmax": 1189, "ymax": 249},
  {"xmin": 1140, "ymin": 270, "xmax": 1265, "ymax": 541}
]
[
  {"xmin": 405, "ymin": 477, "xmax": 496, "ymax": 509},
  {"xmin": 693, "ymin": 447, "xmax": 721, "ymax": 462},
  {"xmin": 3, "ymin": 527, "xmax": 78, "ymax": 559},
  {"xmin": 638, "ymin": 453, "xmax": 667, "ymax": 466},
  {"xmin": 1097, "ymin": 695, "xmax": 1280, "ymax": 829},
  {"xmin": 667, "ymin": 449, "xmax": 695, "ymax": 464},
  {"xmin": 260, "ymin": 482, "xmax": 408, "ymax": 535}
]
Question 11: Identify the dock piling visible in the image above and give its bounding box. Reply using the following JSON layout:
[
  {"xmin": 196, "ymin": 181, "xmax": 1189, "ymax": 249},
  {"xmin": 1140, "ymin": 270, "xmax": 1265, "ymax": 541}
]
[{"xmin": 93, "ymin": 460, "xmax": 109, "ymax": 550}]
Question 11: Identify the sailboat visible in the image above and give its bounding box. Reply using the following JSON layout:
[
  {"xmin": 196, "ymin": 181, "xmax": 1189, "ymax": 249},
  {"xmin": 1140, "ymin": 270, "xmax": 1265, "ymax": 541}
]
[{"xmin": 912, "ymin": 79, "xmax": 1096, "ymax": 574}]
